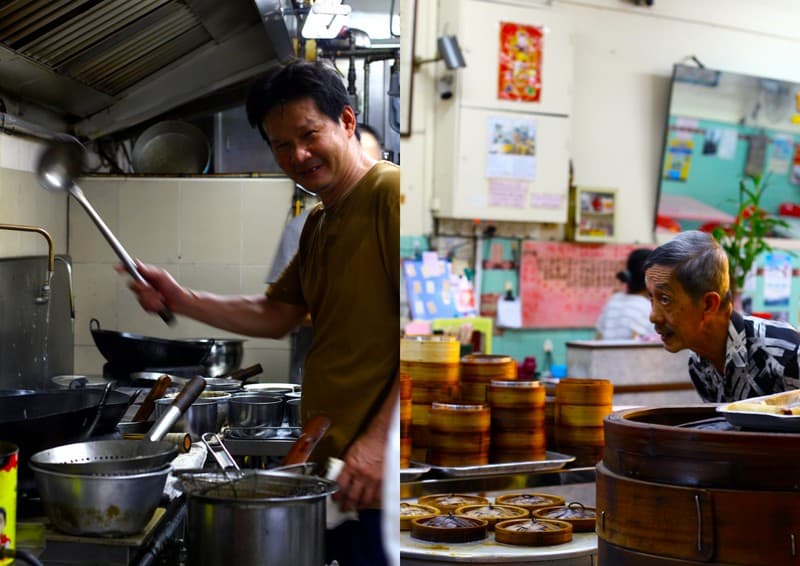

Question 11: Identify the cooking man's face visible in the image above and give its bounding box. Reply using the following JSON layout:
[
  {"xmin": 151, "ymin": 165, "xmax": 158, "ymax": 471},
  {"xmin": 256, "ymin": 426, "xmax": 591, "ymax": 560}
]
[
  {"xmin": 262, "ymin": 97, "xmax": 353, "ymax": 197},
  {"xmin": 645, "ymin": 264, "xmax": 705, "ymax": 353}
]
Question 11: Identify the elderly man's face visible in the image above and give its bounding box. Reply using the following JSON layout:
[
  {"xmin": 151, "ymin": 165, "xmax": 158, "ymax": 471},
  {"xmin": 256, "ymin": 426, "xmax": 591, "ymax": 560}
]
[{"xmin": 645, "ymin": 264, "xmax": 706, "ymax": 353}]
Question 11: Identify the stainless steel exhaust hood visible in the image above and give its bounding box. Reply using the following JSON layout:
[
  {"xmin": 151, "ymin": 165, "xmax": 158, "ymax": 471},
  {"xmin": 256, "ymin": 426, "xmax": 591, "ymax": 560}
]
[{"xmin": 0, "ymin": 0, "xmax": 293, "ymax": 139}]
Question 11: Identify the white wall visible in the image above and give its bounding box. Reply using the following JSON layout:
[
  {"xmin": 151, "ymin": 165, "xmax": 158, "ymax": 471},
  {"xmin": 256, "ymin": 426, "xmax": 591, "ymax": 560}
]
[
  {"xmin": 401, "ymin": 0, "xmax": 800, "ymax": 243},
  {"xmin": 0, "ymin": 134, "xmax": 68, "ymax": 256}
]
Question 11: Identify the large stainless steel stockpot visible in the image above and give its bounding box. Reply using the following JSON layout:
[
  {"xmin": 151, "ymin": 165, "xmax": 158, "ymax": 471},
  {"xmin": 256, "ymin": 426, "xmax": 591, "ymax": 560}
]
[{"xmin": 178, "ymin": 470, "xmax": 338, "ymax": 566}]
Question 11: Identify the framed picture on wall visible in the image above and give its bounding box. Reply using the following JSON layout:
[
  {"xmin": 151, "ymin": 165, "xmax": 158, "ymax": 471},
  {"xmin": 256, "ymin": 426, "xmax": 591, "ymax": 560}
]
[{"xmin": 575, "ymin": 187, "xmax": 617, "ymax": 242}]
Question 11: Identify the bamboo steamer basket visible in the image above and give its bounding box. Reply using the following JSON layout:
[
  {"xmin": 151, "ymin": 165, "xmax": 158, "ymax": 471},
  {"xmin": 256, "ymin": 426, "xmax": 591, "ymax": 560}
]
[
  {"xmin": 427, "ymin": 403, "xmax": 491, "ymax": 466},
  {"xmin": 555, "ymin": 377, "xmax": 613, "ymax": 405},
  {"xmin": 555, "ymin": 425, "xmax": 605, "ymax": 446},
  {"xmin": 604, "ymin": 405, "xmax": 800, "ymax": 491},
  {"xmin": 428, "ymin": 403, "xmax": 490, "ymax": 433},
  {"xmin": 400, "ymin": 373, "xmax": 412, "ymax": 400},
  {"xmin": 418, "ymin": 493, "xmax": 490, "ymax": 514},
  {"xmin": 532, "ymin": 503, "xmax": 597, "ymax": 532},
  {"xmin": 400, "ymin": 502, "xmax": 439, "ymax": 530},
  {"xmin": 598, "ymin": 539, "xmax": 715, "ymax": 566},
  {"xmin": 428, "ymin": 450, "xmax": 489, "ymax": 467},
  {"xmin": 460, "ymin": 354, "xmax": 517, "ymax": 382},
  {"xmin": 596, "ymin": 461, "xmax": 800, "ymax": 565},
  {"xmin": 545, "ymin": 396, "xmax": 556, "ymax": 450},
  {"xmin": 400, "ymin": 436, "xmax": 411, "ymax": 468},
  {"xmin": 459, "ymin": 381, "xmax": 492, "ymax": 404},
  {"xmin": 555, "ymin": 378, "xmax": 612, "ymax": 466},
  {"xmin": 491, "ymin": 429, "xmax": 546, "ymax": 450},
  {"xmin": 491, "ymin": 407, "xmax": 545, "ymax": 430},
  {"xmin": 401, "ymin": 335, "xmax": 461, "ymax": 364},
  {"xmin": 487, "ymin": 380, "xmax": 545, "ymax": 408},
  {"xmin": 410, "ymin": 383, "xmax": 460, "ymax": 404},
  {"xmin": 460, "ymin": 354, "xmax": 517, "ymax": 403},
  {"xmin": 428, "ymin": 430, "xmax": 491, "ymax": 452},
  {"xmin": 490, "ymin": 426, "xmax": 546, "ymax": 463},
  {"xmin": 495, "ymin": 493, "xmax": 565, "ymax": 513},
  {"xmin": 557, "ymin": 403, "xmax": 612, "ymax": 427},
  {"xmin": 401, "ymin": 361, "xmax": 460, "ymax": 386},
  {"xmin": 410, "ymin": 515, "xmax": 488, "ymax": 543},
  {"xmin": 494, "ymin": 518, "xmax": 573, "ymax": 546},
  {"xmin": 454, "ymin": 503, "xmax": 529, "ymax": 530}
]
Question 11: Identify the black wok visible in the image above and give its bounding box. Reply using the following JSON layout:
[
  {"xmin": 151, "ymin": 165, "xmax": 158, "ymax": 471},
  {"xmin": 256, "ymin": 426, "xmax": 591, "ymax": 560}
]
[
  {"xmin": 0, "ymin": 389, "xmax": 132, "ymax": 480},
  {"xmin": 90, "ymin": 318, "xmax": 213, "ymax": 368}
]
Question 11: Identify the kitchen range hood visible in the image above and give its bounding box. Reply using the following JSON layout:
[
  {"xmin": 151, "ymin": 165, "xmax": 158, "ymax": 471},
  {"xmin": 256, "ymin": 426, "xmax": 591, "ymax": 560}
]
[{"xmin": 0, "ymin": 0, "xmax": 294, "ymax": 140}]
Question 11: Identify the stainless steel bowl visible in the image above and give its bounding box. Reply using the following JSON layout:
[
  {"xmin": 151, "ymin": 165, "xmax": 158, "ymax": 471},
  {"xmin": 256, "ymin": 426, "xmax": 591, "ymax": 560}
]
[
  {"xmin": 229, "ymin": 393, "xmax": 283, "ymax": 428},
  {"xmin": 165, "ymin": 390, "xmax": 231, "ymax": 430},
  {"xmin": 31, "ymin": 462, "xmax": 171, "ymax": 536},
  {"xmin": 155, "ymin": 397, "xmax": 218, "ymax": 440},
  {"xmin": 243, "ymin": 382, "xmax": 301, "ymax": 394},
  {"xmin": 200, "ymin": 339, "xmax": 245, "ymax": 376}
]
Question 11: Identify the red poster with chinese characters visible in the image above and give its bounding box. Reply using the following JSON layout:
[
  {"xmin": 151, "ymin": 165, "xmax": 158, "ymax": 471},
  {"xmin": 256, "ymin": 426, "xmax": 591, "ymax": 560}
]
[{"xmin": 498, "ymin": 22, "xmax": 543, "ymax": 102}]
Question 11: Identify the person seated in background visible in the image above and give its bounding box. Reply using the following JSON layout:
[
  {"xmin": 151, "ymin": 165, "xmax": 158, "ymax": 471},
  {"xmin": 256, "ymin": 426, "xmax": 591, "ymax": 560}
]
[
  {"xmin": 266, "ymin": 123, "xmax": 385, "ymax": 384},
  {"xmin": 595, "ymin": 248, "xmax": 656, "ymax": 340},
  {"xmin": 643, "ymin": 230, "xmax": 800, "ymax": 403}
]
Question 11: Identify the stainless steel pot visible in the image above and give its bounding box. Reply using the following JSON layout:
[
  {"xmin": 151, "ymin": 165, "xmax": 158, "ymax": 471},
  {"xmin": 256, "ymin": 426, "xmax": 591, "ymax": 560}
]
[
  {"xmin": 164, "ymin": 390, "xmax": 231, "ymax": 430},
  {"xmin": 30, "ymin": 463, "xmax": 171, "ymax": 536},
  {"xmin": 285, "ymin": 398, "xmax": 301, "ymax": 428},
  {"xmin": 155, "ymin": 397, "xmax": 218, "ymax": 440},
  {"xmin": 179, "ymin": 470, "xmax": 338, "ymax": 566},
  {"xmin": 229, "ymin": 393, "xmax": 283, "ymax": 428}
]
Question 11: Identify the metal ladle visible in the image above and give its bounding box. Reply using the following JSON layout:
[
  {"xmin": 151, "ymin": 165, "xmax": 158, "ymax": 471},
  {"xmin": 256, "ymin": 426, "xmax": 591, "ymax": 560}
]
[{"xmin": 36, "ymin": 139, "xmax": 175, "ymax": 325}]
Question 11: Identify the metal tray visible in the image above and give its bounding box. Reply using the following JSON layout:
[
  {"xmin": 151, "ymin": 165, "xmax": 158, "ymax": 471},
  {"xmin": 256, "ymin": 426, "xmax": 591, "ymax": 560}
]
[
  {"xmin": 411, "ymin": 451, "xmax": 575, "ymax": 479},
  {"xmin": 400, "ymin": 465, "xmax": 431, "ymax": 483},
  {"xmin": 717, "ymin": 392, "xmax": 800, "ymax": 432}
]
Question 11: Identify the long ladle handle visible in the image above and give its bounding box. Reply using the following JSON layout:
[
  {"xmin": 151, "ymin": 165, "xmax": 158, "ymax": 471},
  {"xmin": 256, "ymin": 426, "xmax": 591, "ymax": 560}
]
[{"xmin": 69, "ymin": 183, "xmax": 175, "ymax": 325}]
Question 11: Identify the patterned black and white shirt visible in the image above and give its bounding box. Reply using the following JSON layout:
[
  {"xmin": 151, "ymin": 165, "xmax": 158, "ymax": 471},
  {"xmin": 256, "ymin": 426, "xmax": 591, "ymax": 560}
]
[{"xmin": 688, "ymin": 312, "xmax": 800, "ymax": 403}]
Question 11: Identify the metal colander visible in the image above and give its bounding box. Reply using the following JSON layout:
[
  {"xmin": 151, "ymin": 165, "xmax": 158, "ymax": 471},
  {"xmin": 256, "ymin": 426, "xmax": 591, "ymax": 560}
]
[{"xmin": 29, "ymin": 439, "xmax": 178, "ymax": 474}]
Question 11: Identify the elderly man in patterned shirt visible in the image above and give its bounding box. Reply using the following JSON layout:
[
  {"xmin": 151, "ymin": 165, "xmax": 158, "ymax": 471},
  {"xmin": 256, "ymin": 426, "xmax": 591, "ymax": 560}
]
[{"xmin": 644, "ymin": 230, "xmax": 800, "ymax": 403}]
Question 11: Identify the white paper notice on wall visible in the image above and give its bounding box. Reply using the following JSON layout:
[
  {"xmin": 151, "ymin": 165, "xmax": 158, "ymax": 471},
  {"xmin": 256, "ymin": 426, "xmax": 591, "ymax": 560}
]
[
  {"xmin": 496, "ymin": 297, "xmax": 522, "ymax": 328},
  {"xmin": 717, "ymin": 128, "xmax": 738, "ymax": 160},
  {"xmin": 530, "ymin": 193, "xmax": 564, "ymax": 209},
  {"xmin": 488, "ymin": 179, "xmax": 527, "ymax": 208}
]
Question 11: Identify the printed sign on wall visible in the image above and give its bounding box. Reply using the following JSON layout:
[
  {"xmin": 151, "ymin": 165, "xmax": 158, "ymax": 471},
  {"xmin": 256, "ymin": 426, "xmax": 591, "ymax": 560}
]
[{"xmin": 498, "ymin": 22, "xmax": 543, "ymax": 102}]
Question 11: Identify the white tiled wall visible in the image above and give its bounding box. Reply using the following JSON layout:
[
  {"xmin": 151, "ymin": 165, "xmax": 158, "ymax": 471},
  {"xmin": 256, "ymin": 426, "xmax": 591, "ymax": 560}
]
[
  {"xmin": 70, "ymin": 176, "xmax": 296, "ymax": 379},
  {"xmin": 0, "ymin": 134, "xmax": 68, "ymax": 257}
]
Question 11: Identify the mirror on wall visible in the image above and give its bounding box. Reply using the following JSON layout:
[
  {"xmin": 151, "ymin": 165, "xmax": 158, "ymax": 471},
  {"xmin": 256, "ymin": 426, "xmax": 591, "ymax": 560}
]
[{"xmin": 654, "ymin": 64, "xmax": 800, "ymax": 239}]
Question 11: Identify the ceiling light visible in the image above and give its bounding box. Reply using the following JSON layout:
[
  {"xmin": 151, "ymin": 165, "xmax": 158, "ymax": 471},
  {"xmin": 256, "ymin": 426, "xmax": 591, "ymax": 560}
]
[{"xmin": 301, "ymin": 1, "xmax": 352, "ymax": 39}]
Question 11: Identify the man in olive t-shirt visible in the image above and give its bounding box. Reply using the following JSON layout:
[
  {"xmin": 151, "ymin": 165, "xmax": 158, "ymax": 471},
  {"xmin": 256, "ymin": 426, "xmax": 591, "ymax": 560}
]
[{"xmin": 122, "ymin": 61, "xmax": 399, "ymax": 566}]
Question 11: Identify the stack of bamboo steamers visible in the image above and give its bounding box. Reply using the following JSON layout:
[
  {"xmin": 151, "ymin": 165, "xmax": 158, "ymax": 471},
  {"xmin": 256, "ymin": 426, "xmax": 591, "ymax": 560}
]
[{"xmin": 402, "ymin": 336, "xmax": 592, "ymax": 468}]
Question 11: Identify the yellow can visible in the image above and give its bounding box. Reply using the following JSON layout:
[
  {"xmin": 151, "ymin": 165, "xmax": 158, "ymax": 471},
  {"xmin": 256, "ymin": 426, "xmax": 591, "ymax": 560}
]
[{"xmin": 0, "ymin": 442, "xmax": 18, "ymax": 565}]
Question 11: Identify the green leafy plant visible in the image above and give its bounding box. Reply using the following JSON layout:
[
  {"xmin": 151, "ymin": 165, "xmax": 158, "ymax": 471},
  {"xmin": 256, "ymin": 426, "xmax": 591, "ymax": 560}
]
[{"xmin": 711, "ymin": 174, "xmax": 790, "ymax": 295}]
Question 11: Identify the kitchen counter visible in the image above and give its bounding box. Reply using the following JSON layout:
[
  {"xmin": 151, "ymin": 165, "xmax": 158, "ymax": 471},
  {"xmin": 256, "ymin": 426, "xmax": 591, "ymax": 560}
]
[{"xmin": 566, "ymin": 339, "xmax": 699, "ymax": 406}]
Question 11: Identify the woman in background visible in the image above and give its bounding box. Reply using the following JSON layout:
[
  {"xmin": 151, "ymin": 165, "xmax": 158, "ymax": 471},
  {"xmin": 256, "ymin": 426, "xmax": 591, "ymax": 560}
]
[{"xmin": 595, "ymin": 248, "xmax": 656, "ymax": 340}]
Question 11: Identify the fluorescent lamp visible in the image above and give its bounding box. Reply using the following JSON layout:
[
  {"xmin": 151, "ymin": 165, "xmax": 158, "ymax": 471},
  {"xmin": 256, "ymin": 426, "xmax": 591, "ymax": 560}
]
[{"xmin": 301, "ymin": 1, "xmax": 352, "ymax": 39}]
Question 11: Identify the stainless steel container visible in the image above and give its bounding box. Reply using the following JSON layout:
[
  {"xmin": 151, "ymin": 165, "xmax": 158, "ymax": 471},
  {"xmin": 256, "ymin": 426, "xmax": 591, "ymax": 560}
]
[
  {"xmin": 165, "ymin": 390, "xmax": 231, "ymax": 430},
  {"xmin": 180, "ymin": 470, "xmax": 337, "ymax": 566},
  {"xmin": 30, "ymin": 463, "xmax": 171, "ymax": 536},
  {"xmin": 229, "ymin": 393, "xmax": 283, "ymax": 427},
  {"xmin": 286, "ymin": 398, "xmax": 301, "ymax": 428},
  {"xmin": 155, "ymin": 397, "xmax": 218, "ymax": 440},
  {"xmin": 201, "ymin": 339, "xmax": 245, "ymax": 376}
]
